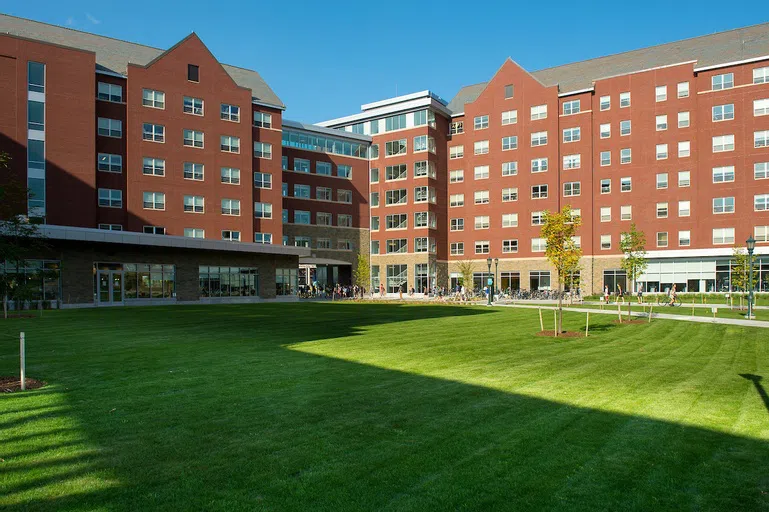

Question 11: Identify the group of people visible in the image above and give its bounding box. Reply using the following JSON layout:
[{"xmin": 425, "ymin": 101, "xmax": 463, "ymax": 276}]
[
  {"xmin": 300, "ymin": 283, "xmax": 366, "ymax": 299},
  {"xmin": 604, "ymin": 283, "xmax": 678, "ymax": 305}
]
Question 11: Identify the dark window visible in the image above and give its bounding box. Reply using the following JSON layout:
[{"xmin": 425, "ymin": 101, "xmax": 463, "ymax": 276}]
[
  {"xmin": 188, "ymin": 64, "xmax": 199, "ymax": 82},
  {"xmin": 504, "ymin": 84, "xmax": 514, "ymax": 99}
]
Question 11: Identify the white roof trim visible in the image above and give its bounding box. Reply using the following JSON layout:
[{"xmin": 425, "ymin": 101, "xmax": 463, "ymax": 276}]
[
  {"xmin": 558, "ymin": 87, "xmax": 594, "ymax": 97},
  {"xmin": 361, "ymin": 90, "xmax": 448, "ymax": 111},
  {"xmin": 643, "ymin": 247, "xmax": 769, "ymax": 259},
  {"xmin": 593, "ymin": 60, "xmax": 699, "ymax": 83},
  {"xmin": 318, "ymin": 97, "xmax": 452, "ymax": 127},
  {"xmin": 693, "ymin": 54, "xmax": 769, "ymax": 72}
]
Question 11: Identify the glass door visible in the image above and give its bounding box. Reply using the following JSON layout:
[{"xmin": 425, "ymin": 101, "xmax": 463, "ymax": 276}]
[
  {"xmin": 98, "ymin": 271, "xmax": 110, "ymax": 304},
  {"xmin": 97, "ymin": 270, "xmax": 124, "ymax": 305},
  {"xmin": 111, "ymin": 271, "xmax": 123, "ymax": 303}
]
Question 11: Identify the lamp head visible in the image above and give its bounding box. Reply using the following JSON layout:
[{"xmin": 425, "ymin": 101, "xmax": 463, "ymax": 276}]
[{"xmin": 746, "ymin": 236, "xmax": 756, "ymax": 252}]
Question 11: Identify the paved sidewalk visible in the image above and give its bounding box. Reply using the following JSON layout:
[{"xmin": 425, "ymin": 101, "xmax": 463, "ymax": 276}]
[{"xmin": 494, "ymin": 303, "xmax": 769, "ymax": 329}]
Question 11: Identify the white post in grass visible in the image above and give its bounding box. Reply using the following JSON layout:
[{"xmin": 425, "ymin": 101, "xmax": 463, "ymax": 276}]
[
  {"xmin": 538, "ymin": 307, "xmax": 544, "ymax": 331},
  {"xmin": 20, "ymin": 332, "xmax": 26, "ymax": 391},
  {"xmin": 553, "ymin": 310, "xmax": 557, "ymax": 337},
  {"xmin": 585, "ymin": 311, "xmax": 590, "ymax": 337},
  {"xmin": 648, "ymin": 304, "xmax": 653, "ymax": 323}
]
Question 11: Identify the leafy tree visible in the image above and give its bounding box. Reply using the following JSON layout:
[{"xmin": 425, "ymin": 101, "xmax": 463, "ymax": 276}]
[
  {"xmin": 620, "ymin": 223, "xmax": 648, "ymax": 297},
  {"xmin": 456, "ymin": 260, "xmax": 475, "ymax": 292},
  {"xmin": 352, "ymin": 252, "xmax": 371, "ymax": 296},
  {"xmin": 542, "ymin": 205, "xmax": 582, "ymax": 333},
  {"xmin": 731, "ymin": 247, "xmax": 756, "ymax": 310}
]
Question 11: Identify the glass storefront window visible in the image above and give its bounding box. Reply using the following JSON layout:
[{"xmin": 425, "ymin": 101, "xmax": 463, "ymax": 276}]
[
  {"xmin": 276, "ymin": 268, "xmax": 297, "ymax": 296},
  {"xmin": 199, "ymin": 266, "xmax": 259, "ymax": 298},
  {"xmin": 0, "ymin": 259, "xmax": 61, "ymax": 303}
]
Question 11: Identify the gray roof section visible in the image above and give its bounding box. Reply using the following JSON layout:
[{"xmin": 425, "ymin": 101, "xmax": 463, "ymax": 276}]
[
  {"xmin": 448, "ymin": 22, "xmax": 769, "ymax": 114},
  {"xmin": 0, "ymin": 13, "xmax": 284, "ymax": 108}
]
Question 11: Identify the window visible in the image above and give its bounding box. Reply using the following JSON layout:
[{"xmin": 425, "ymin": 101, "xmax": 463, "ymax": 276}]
[
  {"xmin": 756, "ymin": 226, "xmax": 769, "ymax": 242},
  {"xmin": 600, "ymin": 96, "xmax": 610, "ymax": 111},
  {"xmin": 27, "ymin": 100, "xmax": 44, "ymax": 131},
  {"xmin": 450, "ymin": 218, "xmax": 464, "ymax": 231},
  {"xmin": 316, "ymin": 187, "xmax": 332, "ymax": 201},
  {"xmin": 281, "ymin": 156, "xmax": 288, "ymax": 170},
  {"xmin": 370, "ymin": 216, "xmax": 379, "ymax": 230},
  {"xmin": 531, "ymin": 184, "xmax": 548, "ymax": 199},
  {"xmin": 712, "ymin": 227, "xmax": 735, "ymax": 245},
  {"xmin": 184, "ymin": 228, "xmax": 204, "ymax": 239},
  {"xmin": 338, "ymin": 189, "xmax": 352, "ymax": 203},
  {"xmin": 600, "ymin": 207, "xmax": 611, "ymax": 222},
  {"xmin": 254, "ymin": 112, "xmax": 272, "ymax": 128},
  {"xmin": 502, "ymin": 136, "xmax": 518, "ymax": 151},
  {"xmin": 531, "ymin": 211, "xmax": 545, "ymax": 226},
  {"xmin": 712, "ymin": 166, "xmax": 735, "ymax": 183},
  {"xmin": 474, "ymin": 115, "xmax": 489, "ymax": 130},
  {"xmin": 293, "ymin": 158, "xmax": 310, "ymax": 173},
  {"xmin": 414, "ymin": 161, "xmax": 435, "ymax": 178},
  {"xmin": 474, "ymin": 140, "xmax": 489, "ymax": 155},
  {"xmin": 254, "ymin": 202, "xmax": 272, "ymax": 218},
  {"xmin": 679, "ymin": 170, "xmax": 691, "ymax": 187},
  {"xmin": 369, "ymin": 167, "xmax": 380, "ymax": 184},
  {"xmin": 386, "ymin": 239, "xmax": 408, "ymax": 254},
  {"xmin": 502, "ymin": 161, "xmax": 518, "ymax": 176},
  {"xmin": 531, "ymin": 131, "xmax": 548, "ymax": 146},
  {"xmin": 142, "ymin": 89, "xmax": 165, "ymax": 108},
  {"xmin": 143, "ymin": 226, "xmax": 165, "ymax": 235},
  {"xmin": 475, "ymin": 241, "xmax": 490, "ymax": 254},
  {"xmin": 414, "ymin": 211, "xmax": 434, "ymax": 229},
  {"xmin": 474, "ymin": 165, "xmax": 489, "ymax": 180},
  {"xmin": 712, "ymin": 73, "xmax": 734, "ymax": 90},
  {"xmin": 505, "ymin": 84, "xmax": 514, "ymax": 98},
  {"xmin": 679, "ymin": 231, "xmax": 691, "ymax": 246},
  {"xmin": 385, "ymin": 114, "xmax": 407, "ymax": 132},
  {"xmin": 310, "ymin": 161, "xmax": 329, "ymax": 176},
  {"xmin": 282, "ymin": 183, "xmax": 288, "ymax": 197},
  {"xmin": 294, "ymin": 211, "xmax": 311, "ymax": 224},
  {"xmin": 386, "ymin": 164, "xmax": 408, "ymax": 181},
  {"xmin": 656, "ymin": 173, "xmax": 668, "ymax": 189},
  {"xmin": 98, "ymin": 188, "xmax": 122, "ymax": 208},
  {"xmin": 338, "ymin": 214, "xmax": 353, "ymax": 227},
  {"xmin": 620, "ymin": 148, "xmax": 631, "ymax": 164},
  {"xmin": 413, "ymin": 135, "xmax": 429, "ymax": 152},
  {"xmin": 502, "ymin": 213, "xmax": 518, "ymax": 228},
  {"xmin": 183, "ymin": 129, "xmax": 204, "ymax": 148},
  {"xmin": 474, "ymin": 216, "xmax": 490, "ymax": 230},
  {"xmin": 755, "ymin": 66, "xmax": 769, "ymax": 84},
  {"xmin": 527, "ymin": 104, "xmax": 547, "ymax": 121},
  {"xmin": 600, "ymin": 151, "xmax": 611, "ymax": 166},
  {"xmin": 713, "ymin": 197, "xmax": 735, "ymax": 214},
  {"xmin": 756, "ymin": 162, "xmax": 769, "ymax": 180},
  {"xmin": 294, "ymin": 184, "xmax": 310, "ymax": 199},
  {"xmin": 221, "ymin": 167, "xmax": 240, "ymax": 184},
  {"xmin": 219, "ymin": 103, "xmax": 240, "ymax": 122},
  {"xmin": 678, "ymin": 111, "xmax": 690, "ymax": 128},
  {"xmin": 531, "ymin": 238, "xmax": 547, "ymax": 252},
  {"xmin": 621, "ymin": 205, "xmax": 632, "ymax": 221},
  {"xmin": 351, "ymin": 122, "xmax": 365, "ymax": 134},
  {"xmin": 563, "ymin": 181, "xmax": 580, "ymax": 196},
  {"xmin": 474, "ymin": 190, "xmax": 490, "ymax": 204},
  {"xmin": 369, "ymin": 120, "xmax": 380, "ymax": 135},
  {"xmin": 450, "ymin": 194, "xmax": 464, "ymax": 207},
  {"xmin": 656, "ymin": 202, "xmax": 668, "ymax": 218},
  {"xmin": 756, "ymin": 130, "xmax": 769, "ymax": 148},
  {"xmin": 183, "ymin": 96, "xmax": 204, "ymax": 116},
  {"xmin": 385, "ymin": 139, "xmax": 407, "ymax": 156},
  {"xmin": 370, "ymin": 144, "xmax": 379, "ymax": 160},
  {"xmin": 220, "ymin": 135, "xmax": 240, "ymax": 153},
  {"xmin": 183, "ymin": 162, "xmax": 204, "ymax": 181},
  {"xmin": 712, "ymin": 104, "xmax": 734, "ymax": 121},
  {"xmin": 502, "ymin": 239, "xmax": 518, "ymax": 253},
  {"xmin": 501, "ymin": 110, "xmax": 517, "ymax": 125},
  {"xmin": 756, "ymin": 194, "xmax": 769, "ymax": 211},
  {"xmin": 657, "ymin": 232, "xmax": 668, "ymax": 247},
  {"xmin": 656, "ymin": 115, "xmax": 668, "ymax": 131},
  {"xmin": 502, "ymin": 187, "xmax": 518, "ymax": 202},
  {"xmin": 600, "ymin": 235, "xmax": 611, "ymax": 250},
  {"xmin": 254, "ymin": 141, "xmax": 272, "ymax": 159},
  {"xmin": 619, "ymin": 92, "xmax": 630, "ymax": 108},
  {"xmin": 600, "ymin": 123, "xmax": 611, "ymax": 138},
  {"xmin": 370, "ymin": 192, "xmax": 379, "ymax": 207},
  {"xmin": 221, "ymin": 199, "xmax": 240, "ymax": 216},
  {"xmin": 450, "ymin": 242, "xmax": 464, "ymax": 256},
  {"xmin": 712, "ymin": 135, "xmax": 734, "ymax": 152},
  {"xmin": 450, "ymin": 145, "xmax": 464, "ymax": 159},
  {"xmin": 755, "ymin": 99, "xmax": 769, "ymax": 116},
  {"xmin": 563, "ymin": 154, "xmax": 581, "ymax": 170},
  {"xmin": 601, "ymin": 179, "xmax": 611, "ymax": 194},
  {"xmin": 338, "ymin": 165, "xmax": 352, "ymax": 179},
  {"xmin": 220, "ymin": 231, "xmax": 240, "ymax": 242},
  {"xmin": 282, "ymin": 210, "xmax": 288, "ymax": 223},
  {"xmin": 98, "ymin": 153, "xmax": 122, "ymax": 173},
  {"xmin": 183, "ymin": 195, "xmax": 204, "ymax": 213},
  {"xmin": 621, "ymin": 177, "xmax": 632, "ymax": 192},
  {"xmin": 563, "ymin": 100, "xmax": 580, "ymax": 115},
  {"xmin": 414, "ymin": 237, "xmax": 433, "ymax": 253},
  {"xmin": 97, "ymin": 82, "xmax": 122, "ymax": 102},
  {"xmin": 563, "ymin": 127, "xmax": 580, "ymax": 143},
  {"xmin": 655, "ymin": 85, "xmax": 667, "ymax": 102},
  {"xmin": 187, "ymin": 64, "xmax": 199, "ymax": 82},
  {"xmin": 656, "ymin": 144, "xmax": 668, "ymax": 160},
  {"xmin": 27, "ymin": 62, "xmax": 45, "ymax": 93},
  {"xmin": 98, "ymin": 118, "xmax": 123, "ymax": 138},
  {"xmin": 678, "ymin": 141, "xmax": 690, "ymax": 157},
  {"xmin": 620, "ymin": 120, "xmax": 631, "ymax": 136},
  {"xmin": 450, "ymin": 121, "xmax": 464, "ymax": 134},
  {"xmin": 678, "ymin": 200, "xmax": 691, "ymax": 217},
  {"xmin": 385, "ymin": 189, "xmax": 408, "ymax": 205},
  {"xmin": 677, "ymin": 82, "xmax": 689, "ymax": 98},
  {"xmin": 143, "ymin": 192, "xmax": 165, "ymax": 210},
  {"xmin": 450, "ymin": 169, "xmax": 464, "ymax": 183}
]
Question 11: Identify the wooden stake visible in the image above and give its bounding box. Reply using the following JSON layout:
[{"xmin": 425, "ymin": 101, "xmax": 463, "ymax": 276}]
[
  {"xmin": 585, "ymin": 311, "xmax": 590, "ymax": 337},
  {"xmin": 20, "ymin": 332, "xmax": 25, "ymax": 391},
  {"xmin": 648, "ymin": 304, "xmax": 653, "ymax": 323},
  {"xmin": 538, "ymin": 307, "xmax": 544, "ymax": 331},
  {"xmin": 617, "ymin": 302, "xmax": 622, "ymax": 323},
  {"xmin": 553, "ymin": 310, "xmax": 557, "ymax": 337}
]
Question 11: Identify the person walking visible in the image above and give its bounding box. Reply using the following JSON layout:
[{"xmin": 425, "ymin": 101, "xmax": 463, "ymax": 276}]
[
  {"xmin": 617, "ymin": 283, "xmax": 624, "ymax": 303},
  {"xmin": 399, "ymin": 285, "xmax": 403, "ymax": 300},
  {"xmin": 604, "ymin": 285, "xmax": 610, "ymax": 303}
]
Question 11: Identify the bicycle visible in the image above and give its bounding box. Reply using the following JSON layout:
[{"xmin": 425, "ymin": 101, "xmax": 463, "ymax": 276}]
[{"xmin": 657, "ymin": 295, "xmax": 682, "ymax": 307}]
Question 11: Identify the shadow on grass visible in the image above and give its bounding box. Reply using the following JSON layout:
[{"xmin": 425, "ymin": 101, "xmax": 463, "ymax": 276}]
[
  {"xmin": 0, "ymin": 303, "xmax": 767, "ymax": 510},
  {"xmin": 740, "ymin": 374, "xmax": 769, "ymax": 415}
]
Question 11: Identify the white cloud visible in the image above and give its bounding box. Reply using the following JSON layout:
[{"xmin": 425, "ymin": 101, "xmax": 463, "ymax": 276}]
[{"xmin": 85, "ymin": 13, "xmax": 101, "ymax": 25}]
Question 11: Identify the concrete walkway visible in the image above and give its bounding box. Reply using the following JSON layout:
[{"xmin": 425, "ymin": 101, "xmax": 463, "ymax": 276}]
[{"xmin": 494, "ymin": 303, "xmax": 769, "ymax": 329}]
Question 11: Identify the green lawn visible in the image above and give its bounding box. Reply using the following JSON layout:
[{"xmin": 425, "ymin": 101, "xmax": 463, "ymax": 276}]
[
  {"xmin": 569, "ymin": 302, "xmax": 769, "ymax": 322},
  {"xmin": 1, "ymin": 303, "xmax": 768, "ymax": 511}
]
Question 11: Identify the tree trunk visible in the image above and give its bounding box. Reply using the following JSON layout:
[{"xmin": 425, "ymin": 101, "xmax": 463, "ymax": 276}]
[{"xmin": 558, "ymin": 279, "xmax": 563, "ymax": 334}]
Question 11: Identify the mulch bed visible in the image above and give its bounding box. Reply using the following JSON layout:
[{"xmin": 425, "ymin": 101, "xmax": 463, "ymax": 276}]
[
  {"xmin": 612, "ymin": 319, "xmax": 647, "ymax": 325},
  {"xmin": 536, "ymin": 330, "xmax": 583, "ymax": 338},
  {"xmin": 0, "ymin": 376, "xmax": 45, "ymax": 393}
]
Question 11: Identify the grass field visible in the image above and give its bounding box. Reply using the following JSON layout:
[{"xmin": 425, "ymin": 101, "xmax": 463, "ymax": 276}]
[
  {"xmin": 1, "ymin": 303, "xmax": 768, "ymax": 511},
  {"xmin": 566, "ymin": 302, "xmax": 769, "ymax": 322}
]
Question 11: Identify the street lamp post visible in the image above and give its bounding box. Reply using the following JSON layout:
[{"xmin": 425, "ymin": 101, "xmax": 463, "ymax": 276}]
[
  {"xmin": 747, "ymin": 236, "xmax": 756, "ymax": 320},
  {"xmin": 486, "ymin": 257, "xmax": 493, "ymax": 306},
  {"xmin": 494, "ymin": 258, "xmax": 499, "ymax": 297}
]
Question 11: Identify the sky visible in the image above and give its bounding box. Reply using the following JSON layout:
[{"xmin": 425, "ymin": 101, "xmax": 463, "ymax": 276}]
[{"xmin": 3, "ymin": 1, "xmax": 768, "ymax": 123}]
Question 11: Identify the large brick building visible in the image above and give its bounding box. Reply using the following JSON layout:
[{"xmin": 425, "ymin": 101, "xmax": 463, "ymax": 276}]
[{"xmin": 1, "ymin": 13, "xmax": 769, "ymax": 306}]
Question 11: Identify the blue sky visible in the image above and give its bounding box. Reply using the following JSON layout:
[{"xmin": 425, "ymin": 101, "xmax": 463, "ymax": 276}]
[{"xmin": 3, "ymin": 1, "xmax": 768, "ymax": 123}]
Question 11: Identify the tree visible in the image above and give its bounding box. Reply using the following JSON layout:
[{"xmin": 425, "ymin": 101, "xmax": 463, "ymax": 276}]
[
  {"xmin": 731, "ymin": 247, "xmax": 756, "ymax": 310},
  {"xmin": 620, "ymin": 223, "xmax": 648, "ymax": 297},
  {"xmin": 352, "ymin": 252, "xmax": 371, "ymax": 297},
  {"xmin": 541, "ymin": 205, "xmax": 582, "ymax": 333},
  {"xmin": 456, "ymin": 260, "xmax": 475, "ymax": 292}
]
